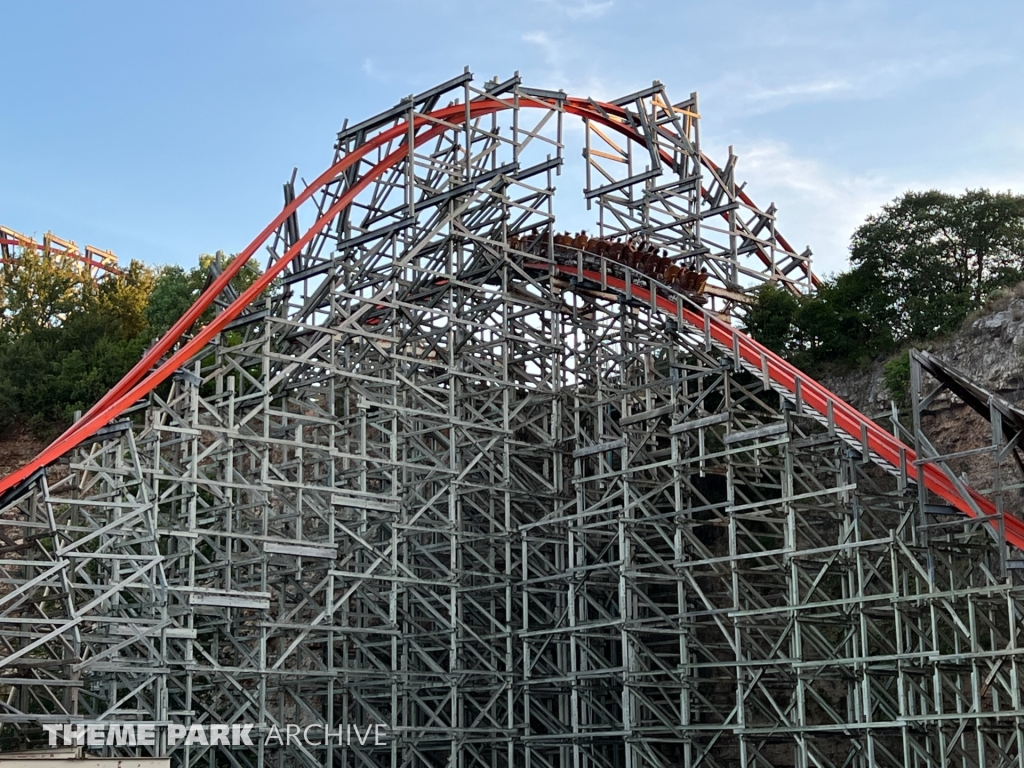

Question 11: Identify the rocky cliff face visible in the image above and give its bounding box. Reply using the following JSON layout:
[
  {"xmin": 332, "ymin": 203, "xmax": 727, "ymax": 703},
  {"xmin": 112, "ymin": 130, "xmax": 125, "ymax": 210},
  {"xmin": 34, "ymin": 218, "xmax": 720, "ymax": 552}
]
[
  {"xmin": 940, "ymin": 299, "xmax": 1024, "ymax": 399},
  {"xmin": 818, "ymin": 283, "xmax": 1024, "ymax": 505},
  {"xmin": 820, "ymin": 285, "xmax": 1024, "ymax": 416}
]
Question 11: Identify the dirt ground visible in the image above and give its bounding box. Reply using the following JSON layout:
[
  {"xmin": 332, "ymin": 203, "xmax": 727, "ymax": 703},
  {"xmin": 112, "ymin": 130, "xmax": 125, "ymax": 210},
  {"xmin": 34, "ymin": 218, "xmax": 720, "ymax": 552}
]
[{"xmin": 0, "ymin": 428, "xmax": 46, "ymax": 478}]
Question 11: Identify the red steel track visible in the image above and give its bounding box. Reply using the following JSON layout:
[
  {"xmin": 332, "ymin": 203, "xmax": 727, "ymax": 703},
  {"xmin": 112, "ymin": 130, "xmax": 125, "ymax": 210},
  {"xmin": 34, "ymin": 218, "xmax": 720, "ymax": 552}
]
[
  {"xmin": 531, "ymin": 260, "xmax": 1024, "ymax": 551},
  {"xmin": 1, "ymin": 94, "xmax": 1015, "ymax": 551}
]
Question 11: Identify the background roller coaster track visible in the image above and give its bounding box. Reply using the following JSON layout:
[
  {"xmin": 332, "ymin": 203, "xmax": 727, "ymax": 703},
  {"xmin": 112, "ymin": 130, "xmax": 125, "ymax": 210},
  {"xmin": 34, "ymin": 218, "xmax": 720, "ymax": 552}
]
[
  {"xmin": 0, "ymin": 226, "xmax": 122, "ymax": 277},
  {"xmin": 2, "ymin": 89, "xmax": 1017, "ymax": 552}
]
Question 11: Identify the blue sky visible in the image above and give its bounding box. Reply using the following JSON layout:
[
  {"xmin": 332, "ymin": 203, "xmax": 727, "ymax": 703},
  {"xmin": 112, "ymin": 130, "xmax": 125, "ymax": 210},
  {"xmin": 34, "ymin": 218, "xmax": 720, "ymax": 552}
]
[{"xmin": 2, "ymin": 0, "xmax": 1023, "ymax": 277}]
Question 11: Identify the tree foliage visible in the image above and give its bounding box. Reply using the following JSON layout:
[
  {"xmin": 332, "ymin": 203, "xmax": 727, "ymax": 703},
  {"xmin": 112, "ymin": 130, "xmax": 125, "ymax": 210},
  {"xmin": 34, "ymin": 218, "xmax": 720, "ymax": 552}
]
[
  {"xmin": 849, "ymin": 189, "xmax": 1024, "ymax": 341},
  {"xmin": 746, "ymin": 188, "xmax": 1024, "ymax": 370},
  {"xmin": 0, "ymin": 248, "xmax": 253, "ymax": 437},
  {"xmin": 742, "ymin": 282, "xmax": 798, "ymax": 356},
  {"xmin": 146, "ymin": 251, "xmax": 262, "ymax": 335},
  {"xmin": 0, "ymin": 250, "xmax": 155, "ymax": 434}
]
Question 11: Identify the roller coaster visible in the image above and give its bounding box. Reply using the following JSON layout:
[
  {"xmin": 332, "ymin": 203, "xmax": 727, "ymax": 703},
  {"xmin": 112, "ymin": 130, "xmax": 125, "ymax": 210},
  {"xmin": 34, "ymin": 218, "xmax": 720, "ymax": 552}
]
[
  {"xmin": 0, "ymin": 226, "xmax": 120, "ymax": 279},
  {"xmin": 1, "ymin": 72, "xmax": 1023, "ymax": 768}
]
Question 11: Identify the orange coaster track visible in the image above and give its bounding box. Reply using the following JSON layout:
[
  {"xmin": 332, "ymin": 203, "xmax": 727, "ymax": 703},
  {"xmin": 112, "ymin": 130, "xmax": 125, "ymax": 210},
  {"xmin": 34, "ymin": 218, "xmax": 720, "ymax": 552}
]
[
  {"xmin": 530, "ymin": 255, "xmax": 1024, "ymax": 549},
  {"xmin": 2, "ymin": 72, "xmax": 1023, "ymax": 768},
  {"xmin": 0, "ymin": 78, "xmax": 1012, "ymax": 549}
]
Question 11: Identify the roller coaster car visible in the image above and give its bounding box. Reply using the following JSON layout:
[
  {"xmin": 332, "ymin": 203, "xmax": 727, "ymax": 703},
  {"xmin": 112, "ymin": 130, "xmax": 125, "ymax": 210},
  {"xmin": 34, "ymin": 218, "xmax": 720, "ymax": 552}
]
[{"xmin": 363, "ymin": 303, "xmax": 391, "ymax": 326}]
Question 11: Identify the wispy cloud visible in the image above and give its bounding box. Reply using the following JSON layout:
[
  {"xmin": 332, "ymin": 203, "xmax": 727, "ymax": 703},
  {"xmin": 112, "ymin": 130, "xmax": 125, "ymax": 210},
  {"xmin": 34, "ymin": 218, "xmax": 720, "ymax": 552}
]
[
  {"xmin": 534, "ymin": 0, "xmax": 613, "ymax": 19},
  {"xmin": 701, "ymin": 117, "xmax": 1024, "ymax": 277},
  {"xmin": 705, "ymin": 139, "xmax": 902, "ymax": 275},
  {"xmin": 361, "ymin": 57, "xmax": 391, "ymax": 83},
  {"xmin": 712, "ymin": 45, "xmax": 1015, "ymax": 115},
  {"xmin": 522, "ymin": 31, "xmax": 559, "ymax": 68},
  {"xmin": 520, "ymin": 30, "xmax": 622, "ymax": 101},
  {"xmin": 747, "ymin": 79, "xmax": 855, "ymax": 103}
]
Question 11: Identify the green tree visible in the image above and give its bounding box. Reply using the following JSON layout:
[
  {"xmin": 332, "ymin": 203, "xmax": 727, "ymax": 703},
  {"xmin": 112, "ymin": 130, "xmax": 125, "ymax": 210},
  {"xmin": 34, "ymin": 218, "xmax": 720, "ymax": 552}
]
[
  {"xmin": 793, "ymin": 266, "xmax": 896, "ymax": 366},
  {"xmin": 743, "ymin": 282, "xmax": 799, "ymax": 355},
  {"xmin": 145, "ymin": 251, "xmax": 262, "ymax": 336},
  {"xmin": 0, "ymin": 245, "xmax": 87, "ymax": 335},
  {"xmin": 87, "ymin": 259, "xmax": 156, "ymax": 339},
  {"xmin": 145, "ymin": 265, "xmax": 204, "ymax": 335},
  {"xmin": 0, "ymin": 255, "xmax": 156, "ymax": 434},
  {"xmin": 0, "ymin": 246, "xmax": 251, "ymax": 438},
  {"xmin": 747, "ymin": 188, "xmax": 1024, "ymax": 371},
  {"xmin": 745, "ymin": 268, "xmax": 893, "ymax": 367},
  {"xmin": 883, "ymin": 352, "xmax": 911, "ymax": 406},
  {"xmin": 850, "ymin": 189, "xmax": 1024, "ymax": 342}
]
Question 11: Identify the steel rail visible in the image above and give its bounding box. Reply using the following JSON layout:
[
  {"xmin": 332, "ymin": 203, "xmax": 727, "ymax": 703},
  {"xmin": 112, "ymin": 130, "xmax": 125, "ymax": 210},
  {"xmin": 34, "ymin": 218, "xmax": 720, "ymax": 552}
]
[
  {"xmin": 0, "ymin": 102, "xmax": 502, "ymax": 496},
  {"xmin": 0, "ymin": 94, "xmax": 894, "ymax": 533},
  {"xmin": 529, "ymin": 260, "xmax": 1024, "ymax": 551}
]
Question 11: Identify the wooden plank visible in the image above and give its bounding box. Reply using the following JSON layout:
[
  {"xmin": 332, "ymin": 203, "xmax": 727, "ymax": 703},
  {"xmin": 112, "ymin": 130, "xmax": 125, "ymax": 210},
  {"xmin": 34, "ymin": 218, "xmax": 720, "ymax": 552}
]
[
  {"xmin": 331, "ymin": 494, "xmax": 399, "ymax": 513},
  {"xmin": 265, "ymin": 541, "xmax": 337, "ymax": 559},
  {"xmin": 670, "ymin": 412, "xmax": 730, "ymax": 434},
  {"xmin": 573, "ymin": 438, "xmax": 626, "ymax": 458},
  {"xmin": 724, "ymin": 422, "xmax": 788, "ymax": 445},
  {"xmin": 620, "ymin": 403, "xmax": 675, "ymax": 426}
]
